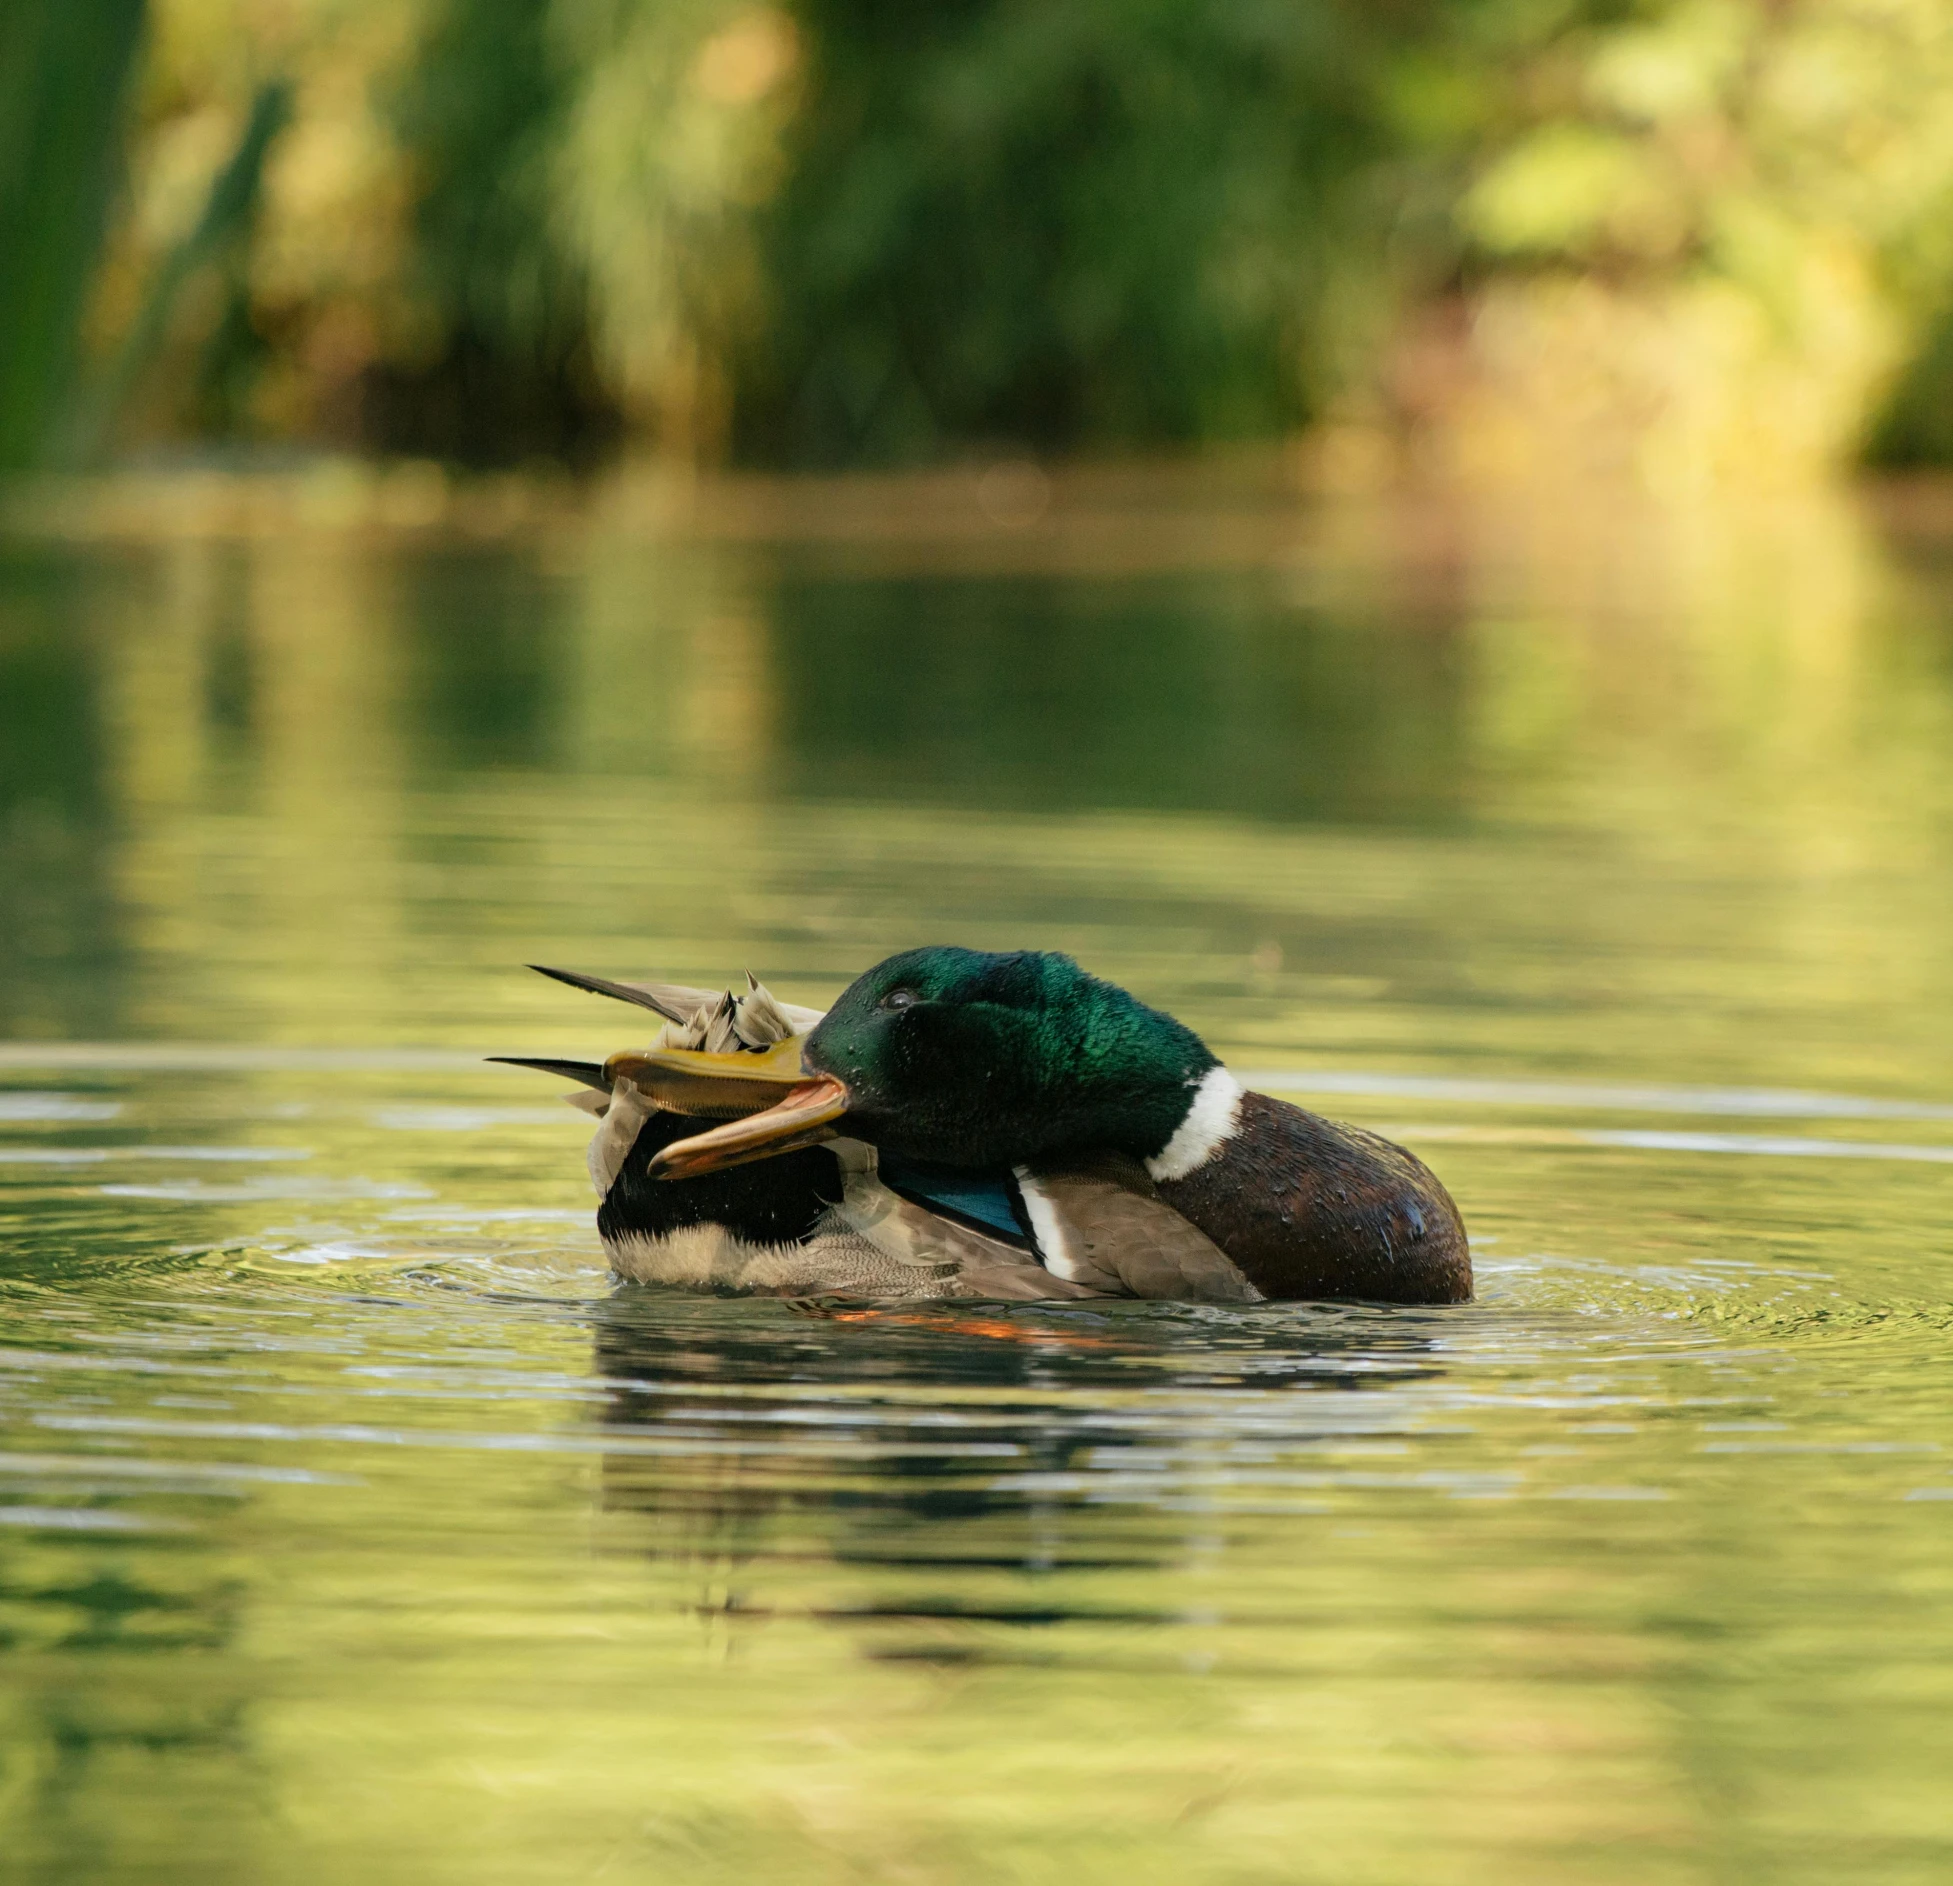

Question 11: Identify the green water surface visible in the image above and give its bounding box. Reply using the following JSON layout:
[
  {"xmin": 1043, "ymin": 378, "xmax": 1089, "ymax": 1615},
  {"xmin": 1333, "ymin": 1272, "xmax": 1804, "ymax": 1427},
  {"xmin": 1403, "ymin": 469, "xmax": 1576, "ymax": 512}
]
[{"xmin": 2, "ymin": 477, "xmax": 1952, "ymax": 1884}]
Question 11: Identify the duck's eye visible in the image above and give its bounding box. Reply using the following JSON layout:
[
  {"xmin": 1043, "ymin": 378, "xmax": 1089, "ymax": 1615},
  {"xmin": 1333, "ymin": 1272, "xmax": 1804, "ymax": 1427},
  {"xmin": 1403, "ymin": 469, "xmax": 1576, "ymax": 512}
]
[{"xmin": 881, "ymin": 989, "xmax": 919, "ymax": 1011}]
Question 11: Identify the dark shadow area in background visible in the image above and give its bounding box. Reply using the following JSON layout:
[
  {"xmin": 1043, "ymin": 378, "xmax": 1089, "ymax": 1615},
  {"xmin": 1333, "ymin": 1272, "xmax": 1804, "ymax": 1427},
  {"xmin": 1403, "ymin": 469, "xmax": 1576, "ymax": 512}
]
[
  {"xmin": 766, "ymin": 572, "xmax": 1468, "ymax": 824},
  {"xmin": 730, "ymin": 2, "xmax": 1378, "ymax": 466}
]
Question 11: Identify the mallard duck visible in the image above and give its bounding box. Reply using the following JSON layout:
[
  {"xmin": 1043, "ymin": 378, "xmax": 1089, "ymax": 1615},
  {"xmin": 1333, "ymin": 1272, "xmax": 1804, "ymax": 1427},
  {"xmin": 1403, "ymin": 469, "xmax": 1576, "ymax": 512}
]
[
  {"xmin": 498, "ymin": 949, "xmax": 1470, "ymax": 1305},
  {"xmin": 494, "ymin": 966, "xmax": 1120, "ymax": 1301},
  {"xmin": 642, "ymin": 947, "xmax": 1472, "ymax": 1304}
]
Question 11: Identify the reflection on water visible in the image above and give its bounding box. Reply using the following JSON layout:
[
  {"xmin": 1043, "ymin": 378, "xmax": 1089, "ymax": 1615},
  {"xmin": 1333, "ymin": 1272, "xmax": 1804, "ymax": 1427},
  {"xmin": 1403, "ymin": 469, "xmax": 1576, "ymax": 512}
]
[
  {"xmin": 3, "ymin": 474, "xmax": 1953, "ymax": 1882},
  {"xmin": 767, "ymin": 572, "xmax": 1467, "ymax": 819},
  {"xmin": 395, "ymin": 550, "xmax": 573, "ymax": 773},
  {"xmin": 0, "ymin": 550, "xmax": 127, "ymax": 1040}
]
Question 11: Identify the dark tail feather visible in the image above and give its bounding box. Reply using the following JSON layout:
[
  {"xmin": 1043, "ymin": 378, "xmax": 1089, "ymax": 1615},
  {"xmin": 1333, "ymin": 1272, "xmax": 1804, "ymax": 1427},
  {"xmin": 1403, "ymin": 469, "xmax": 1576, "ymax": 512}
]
[
  {"xmin": 527, "ymin": 964, "xmax": 709, "ymax": 1022},
  {"xmin": 487, "ymin": 1055, "xmax": 611, "ymax": 1092}
]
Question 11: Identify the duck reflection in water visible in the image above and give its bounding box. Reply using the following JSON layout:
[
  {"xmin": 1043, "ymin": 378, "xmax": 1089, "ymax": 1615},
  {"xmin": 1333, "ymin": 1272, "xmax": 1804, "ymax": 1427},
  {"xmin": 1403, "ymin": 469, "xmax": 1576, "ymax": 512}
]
[
  {"xmin": 587, "ymin": 1291, "xmax": 1451, "ymax": 1646},
  {"xmin": 498, "ymin": 949, "xmax": 1471, "ymax": 1306}
]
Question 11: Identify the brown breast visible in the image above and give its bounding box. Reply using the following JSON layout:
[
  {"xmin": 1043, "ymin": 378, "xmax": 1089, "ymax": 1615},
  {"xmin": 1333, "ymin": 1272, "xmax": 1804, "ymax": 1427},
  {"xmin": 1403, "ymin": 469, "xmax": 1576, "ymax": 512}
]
[{"xmin": 1155, "ymin": 1091, "xmax": 1471, "ymax": 1303}]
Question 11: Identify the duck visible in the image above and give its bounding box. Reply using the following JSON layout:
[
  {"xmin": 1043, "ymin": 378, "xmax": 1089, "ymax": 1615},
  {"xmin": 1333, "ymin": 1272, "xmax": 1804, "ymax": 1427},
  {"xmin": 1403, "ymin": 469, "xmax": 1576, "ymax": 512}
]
[
  {"xmin": 494, "ymin": 965, "xmax": 1118, "ymax": 1301},
  {"xmin": 644, "ymin": 946, "xmax": 1472, "ymax": 1304},
  {"xmin": 498, "ymin": 948, "xmax": 1470, "ymax": 1305}
]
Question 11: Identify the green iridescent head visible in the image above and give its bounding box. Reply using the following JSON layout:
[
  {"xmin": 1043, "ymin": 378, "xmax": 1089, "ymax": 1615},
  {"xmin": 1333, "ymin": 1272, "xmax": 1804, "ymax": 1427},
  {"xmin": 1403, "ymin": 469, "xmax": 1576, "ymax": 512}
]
[{"xmin": 800, "ymin": 946, "xmax": 1216, "ymax": 1168}]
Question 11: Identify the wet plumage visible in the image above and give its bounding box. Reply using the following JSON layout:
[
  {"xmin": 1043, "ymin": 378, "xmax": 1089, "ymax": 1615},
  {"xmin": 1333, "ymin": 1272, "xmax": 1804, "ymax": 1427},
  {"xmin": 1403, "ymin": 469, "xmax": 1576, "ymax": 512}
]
[
  {"xmin": 495, "ymin": 971, "xmax": 1105, "ymax": 1301},
  {"xmin": 498, "ymin": 948, "xmax": 1470, "ymax": 1305}
]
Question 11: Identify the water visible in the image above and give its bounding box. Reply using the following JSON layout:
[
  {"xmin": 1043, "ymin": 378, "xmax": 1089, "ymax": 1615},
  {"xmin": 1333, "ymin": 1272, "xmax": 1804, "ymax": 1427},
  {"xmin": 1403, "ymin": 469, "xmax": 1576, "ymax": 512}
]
[{"xmin": 3, "ymin": 469, "xmax": 1952, "ymax": 1884}]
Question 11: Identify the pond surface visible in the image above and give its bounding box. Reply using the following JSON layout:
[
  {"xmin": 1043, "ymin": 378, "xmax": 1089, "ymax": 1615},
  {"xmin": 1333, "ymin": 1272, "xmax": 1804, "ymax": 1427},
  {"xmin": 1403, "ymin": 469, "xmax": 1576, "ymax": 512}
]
[{"xmin": 3, "ymin": 470, "xmax": 1953, "ymax": 1884}]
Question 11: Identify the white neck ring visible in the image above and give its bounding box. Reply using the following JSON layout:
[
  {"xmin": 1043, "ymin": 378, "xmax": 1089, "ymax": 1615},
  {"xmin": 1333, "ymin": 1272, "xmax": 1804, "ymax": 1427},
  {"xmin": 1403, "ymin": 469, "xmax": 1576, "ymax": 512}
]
[{"xmin": 1145, "ymin": 1066, "xmax": 1243, "ymax": 1183}]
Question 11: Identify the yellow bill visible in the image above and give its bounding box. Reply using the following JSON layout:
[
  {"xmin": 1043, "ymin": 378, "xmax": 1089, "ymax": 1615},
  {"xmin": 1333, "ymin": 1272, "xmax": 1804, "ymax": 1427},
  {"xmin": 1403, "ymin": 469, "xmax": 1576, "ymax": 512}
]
[
  {"xmin": 648, "ymin": 1073, "xmax": 852, "ymax": 1180},
  {"xmin": 604, "ymin": 1035, "xmax": 809, "ymax": 1120}
]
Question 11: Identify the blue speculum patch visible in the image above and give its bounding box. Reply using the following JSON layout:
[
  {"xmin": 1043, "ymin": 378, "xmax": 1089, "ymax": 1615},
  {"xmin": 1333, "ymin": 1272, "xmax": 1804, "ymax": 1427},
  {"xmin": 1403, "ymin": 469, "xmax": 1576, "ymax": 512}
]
[{"xmin": 877, "ymin": 1153, "xmax": 1029, "ymax": 1245}]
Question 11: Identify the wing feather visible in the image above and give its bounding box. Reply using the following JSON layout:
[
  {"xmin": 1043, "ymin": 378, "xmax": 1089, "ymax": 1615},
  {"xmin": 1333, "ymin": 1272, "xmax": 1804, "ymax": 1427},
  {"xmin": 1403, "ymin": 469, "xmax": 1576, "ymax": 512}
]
[
  {"xmin": 486, "ymin": 1055, "xmax": 610, "ymax": 1091},
  {"xmin": 528, "ymin": 964, "xmax": 825, "ymax": 1035},
  {"xmin": 826, "ymin": 1143, "xmax": 1104, "ymax": 1301},
  {"xmin": 528, "ymin": 965, "xmax": 719, "ymax": 1020},
  {"xmin": 1018, "ymin": 1152, "xmax": 1262, "ymax": 1302}
]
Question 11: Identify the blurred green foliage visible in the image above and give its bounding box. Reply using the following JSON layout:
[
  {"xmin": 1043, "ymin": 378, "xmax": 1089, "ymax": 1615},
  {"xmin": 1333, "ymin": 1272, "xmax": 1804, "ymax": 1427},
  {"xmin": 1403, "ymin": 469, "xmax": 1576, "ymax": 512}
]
[
  {"xmin": 0, "ymin": 0, "xmax": 144, "ymax": 470},
  {"xmin": 1450, "ymin": 0, "xmax": 1953, "ymax": 481},
  {"xmin": 1875, "ymin": 312, "xmax": 1953, "ymax": 466},
  {"xmin": 4, "ymin": 0, "xmax": 1952, "ymax": 478},
  {"xmin": 72, "ymin": 77, "xmax": 291, "ymax": 462},
  {"xmin": 377, "ymin": 0, "xmax": 611, "ymax": 460},
  {"xmin": 730, "ymin": 0, "xmax": 1394, "ymax": 463}
]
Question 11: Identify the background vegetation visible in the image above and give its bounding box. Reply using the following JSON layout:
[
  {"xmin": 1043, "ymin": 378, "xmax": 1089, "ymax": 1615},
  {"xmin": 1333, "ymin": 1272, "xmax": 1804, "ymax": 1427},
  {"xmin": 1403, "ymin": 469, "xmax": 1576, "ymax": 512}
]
[{"xmin": 5, "ymin": 0, "xmax": 1953, "ymax": 482}]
